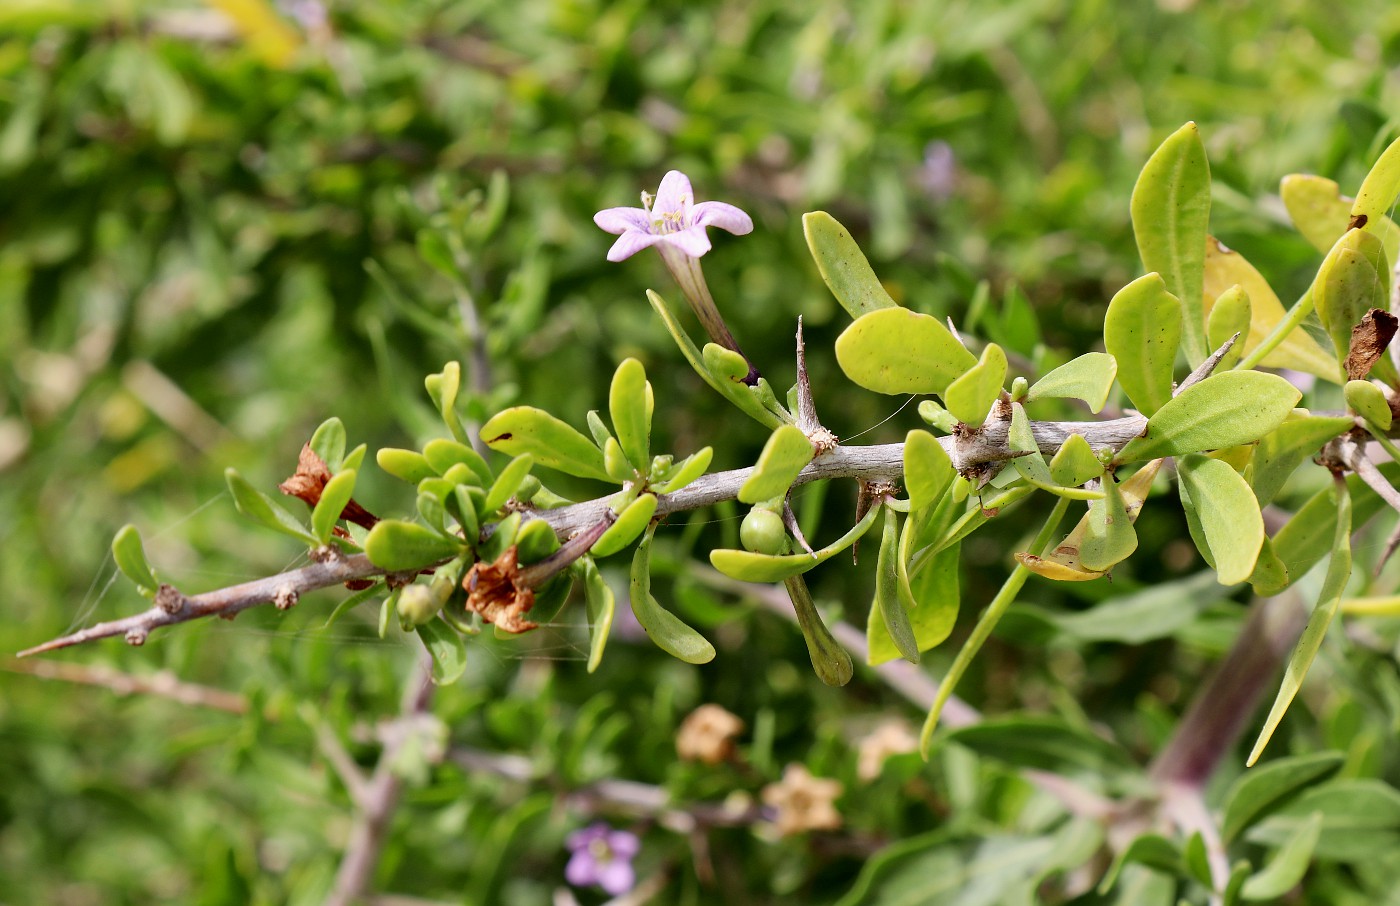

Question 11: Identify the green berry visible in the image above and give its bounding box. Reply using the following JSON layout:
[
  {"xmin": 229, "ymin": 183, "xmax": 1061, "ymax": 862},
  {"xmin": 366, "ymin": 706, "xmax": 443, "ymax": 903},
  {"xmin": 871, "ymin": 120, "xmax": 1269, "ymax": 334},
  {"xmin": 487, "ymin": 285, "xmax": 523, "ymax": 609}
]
[{"xmin": 740, "ymin": 507, "xmax": 787, "ymax": 555}]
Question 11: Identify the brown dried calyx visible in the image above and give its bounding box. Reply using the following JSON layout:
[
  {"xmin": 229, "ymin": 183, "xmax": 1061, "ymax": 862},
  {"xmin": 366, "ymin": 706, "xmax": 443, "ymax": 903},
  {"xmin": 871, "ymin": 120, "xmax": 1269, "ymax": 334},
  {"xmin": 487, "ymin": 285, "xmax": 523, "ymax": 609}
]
[
  {"xmin": 462, "ymin": 546, "xmax": 537, "ymax": 634},
  {"xmin": 1346, "ymin": 309, "xmax": 1399, "ymax": 382},
  {"xmin": 279, "ymin": 443, "xmax": 380, "ymax": 531}
]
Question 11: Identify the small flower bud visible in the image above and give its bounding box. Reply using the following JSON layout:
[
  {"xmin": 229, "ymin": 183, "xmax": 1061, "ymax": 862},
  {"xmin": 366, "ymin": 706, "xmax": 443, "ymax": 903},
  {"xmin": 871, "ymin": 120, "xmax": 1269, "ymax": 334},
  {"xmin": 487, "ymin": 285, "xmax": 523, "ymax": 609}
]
[{"xmin": 397, "ymin": 583, "xmax": 442, "ymax": 629}]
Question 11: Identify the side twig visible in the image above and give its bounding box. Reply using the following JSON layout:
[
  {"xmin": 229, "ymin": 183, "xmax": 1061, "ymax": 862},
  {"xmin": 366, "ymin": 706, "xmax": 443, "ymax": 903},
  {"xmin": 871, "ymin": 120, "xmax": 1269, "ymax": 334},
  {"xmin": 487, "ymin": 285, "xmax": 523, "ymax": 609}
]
[{"xmin": 19, "ymin": 411, "xmax": 1158, "ymax": 657}]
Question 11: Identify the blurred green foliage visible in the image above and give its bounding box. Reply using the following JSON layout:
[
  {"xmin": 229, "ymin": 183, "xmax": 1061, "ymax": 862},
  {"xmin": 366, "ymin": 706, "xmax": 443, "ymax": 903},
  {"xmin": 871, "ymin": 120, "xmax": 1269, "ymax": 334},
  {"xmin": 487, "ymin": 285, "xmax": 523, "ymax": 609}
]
[{"xmin": 6, "ymin": 1, "xmax": 1400, "ymax": 903}]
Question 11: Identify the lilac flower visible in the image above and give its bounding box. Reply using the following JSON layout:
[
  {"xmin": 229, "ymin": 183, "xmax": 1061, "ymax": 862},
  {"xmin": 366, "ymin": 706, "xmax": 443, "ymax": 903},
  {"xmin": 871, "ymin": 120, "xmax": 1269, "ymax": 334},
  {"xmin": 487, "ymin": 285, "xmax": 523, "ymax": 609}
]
[
  {"xmin": 564, "ymin": 823, "xmax": 640, "ymax": 897},
  {"xmin": 595, "ymin": 171, "xmax": 759, "ymax": 384},
  {"xmin": 593, "ymin": 170, "xmax": 753, "ymax": 263}
]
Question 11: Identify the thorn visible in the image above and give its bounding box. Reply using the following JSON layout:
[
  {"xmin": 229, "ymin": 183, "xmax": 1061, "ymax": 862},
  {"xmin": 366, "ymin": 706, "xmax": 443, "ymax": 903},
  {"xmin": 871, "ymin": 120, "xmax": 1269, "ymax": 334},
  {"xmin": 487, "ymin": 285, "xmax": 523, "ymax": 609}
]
[
  {"xmin": 783, "ymin": 499, "xmax": 816, "ymax": 557},
  {"xmin": 1174, "ymin": 332, "xmax": 1240, "ymax": 396},
  {"xmin": 795, "ymin": 317, "xmax": 820, "ymax": 433}
]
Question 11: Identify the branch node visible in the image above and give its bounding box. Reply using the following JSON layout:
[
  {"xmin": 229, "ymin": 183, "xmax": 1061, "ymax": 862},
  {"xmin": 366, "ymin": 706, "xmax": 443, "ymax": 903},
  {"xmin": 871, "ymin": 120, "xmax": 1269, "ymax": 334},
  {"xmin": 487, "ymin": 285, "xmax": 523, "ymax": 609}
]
[
  {"xmin": 274, "ymin": 584, "xmax": 299, "ymax": 611},
  {"xmin": 154, "ymin": 583, "xmax": 187, "ymax": 615},
  {"xmin": 125, "ymin": 627, "xmax": 148, "ymax": 647}
]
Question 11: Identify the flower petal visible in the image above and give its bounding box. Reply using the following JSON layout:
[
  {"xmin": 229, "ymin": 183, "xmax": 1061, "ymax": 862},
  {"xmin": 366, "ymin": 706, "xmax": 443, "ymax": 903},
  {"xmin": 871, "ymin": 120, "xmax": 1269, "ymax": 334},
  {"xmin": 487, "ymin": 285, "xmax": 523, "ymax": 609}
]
[
  {"xmin": 607, "ymin": 831, "xmax": 641, "ymax": 858},
  {"xmin": 661, "ymin": 227, "xmax": 712, "ymax": 259},
  {"xmin": 608, "ymin": 231, "xmax": 664, "ymax": 262},
  {"xmin": 654, "ymin": 170, "xmax": 694, "ymax": 216},
  {"xmin": 565, "ymin": 851, "xmax": 599, "ymax": 887},
  {"xmin": 690, "ymin": 201, "xmax": 753, "ymax": 236},
  {"xmin": 597, "ymin": 860, "xmax": 636, "ymax": 896},
  {"xmin": 593, "ymin": 206, "xmax": 652, "ymax": 235}
]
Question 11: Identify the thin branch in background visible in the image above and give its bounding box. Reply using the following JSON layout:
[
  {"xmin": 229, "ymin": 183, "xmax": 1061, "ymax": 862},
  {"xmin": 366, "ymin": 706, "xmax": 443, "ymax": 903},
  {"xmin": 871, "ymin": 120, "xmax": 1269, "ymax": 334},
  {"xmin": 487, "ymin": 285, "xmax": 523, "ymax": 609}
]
[
  {"xmin": 324, "ymin": 653, "xmax": 438, "ymax": 906},
  {"xmin": 5, "ymin": 658, "xmax": 249, "ymax": 714}
]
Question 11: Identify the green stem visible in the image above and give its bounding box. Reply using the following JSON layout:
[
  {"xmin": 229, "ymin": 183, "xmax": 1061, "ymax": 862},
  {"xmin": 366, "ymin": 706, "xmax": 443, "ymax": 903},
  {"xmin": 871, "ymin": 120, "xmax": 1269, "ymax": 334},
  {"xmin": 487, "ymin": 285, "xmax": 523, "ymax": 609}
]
[
  {"xmin": 918, "ymin": 495, "xmax": 1071, "ymax": 757},
  {"xmin": 1235, "ymin": 286, "xmax": 1315, "ymax": 372}
]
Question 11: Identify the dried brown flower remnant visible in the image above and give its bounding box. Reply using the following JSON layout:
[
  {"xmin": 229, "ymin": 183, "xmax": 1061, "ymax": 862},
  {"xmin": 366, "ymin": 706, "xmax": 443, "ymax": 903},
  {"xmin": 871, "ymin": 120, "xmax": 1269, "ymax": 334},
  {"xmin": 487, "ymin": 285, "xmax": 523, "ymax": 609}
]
[
  {"xmin": 463, "ymin": 546, "xmax": 537, "ymax": 633},
  {"xmin": 278, "ymin": 443, "xmax": 379, "ymax": 530},
  {"xmin": 676, "ymin": 704, "xmax": 745, "ymax": 765},
  {"xmin": 761, "ymin": 764, "xmax": 843, "ymax": 836},
  {"xmin": 856, "ymin": 720, "xmax": 918, "ymax": 781},
  {"xmin": 1346, "ymin": 309, "xmax": 1399, "ymax": 382}
]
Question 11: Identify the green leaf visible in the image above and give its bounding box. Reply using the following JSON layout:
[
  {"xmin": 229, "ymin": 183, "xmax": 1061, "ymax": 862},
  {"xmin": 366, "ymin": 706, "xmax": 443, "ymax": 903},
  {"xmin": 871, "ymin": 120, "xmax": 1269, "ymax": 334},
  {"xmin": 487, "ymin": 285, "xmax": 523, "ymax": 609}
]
[
  {"xmin": 873, "ymin": 508, "xmax": 919, "ymax": 663},
  {"xmin": 836, "ymin": 307, "xmax": 977, "ymax": 396},
  {"xmin": 483, "ymin": 454, "xmax": 534, "ymax": 514},
  {"xmin": 709, "ymin": 501, "xmax": 883, "ymax": 583},
  {"xmin": 1098, "ymin": 834, "xmax": 1184, "ymax": 894},
  {"xmin": 1049, "ymin": 434, "xmax": 1104, "ymax": 487},
  {"xmin": 1103, "ymin": 273, "xmax": 1183, "ymax": 415},
  {"xmin": 943, "ymin": 342, "xmax": 1007, "ymax": 425},
  {"xmin": 312, "ymin": 469, "xmax": 358, "ymax": 545},
  {"xmin": 422, "ymin": 439, "xmax": 492, "ymax": 486},
  {"xmin": 416, "ymin": 618, "xmax": 467, "ymax": 685},
  {"xmin": 943, "ymin": 715, "xmax": 1133, "ymax": 775},
  {"xmin": 1007, "ymin": 401, "xmax": 1055, "ymax": 487},
  {"xmin": 652, "ymin": 446, "xmax": 713, "ymax": 494},
  {"xmin": 513, "ymin": 518, "xmax": 559, "ymax": 564},
  {"xmin": 377, "ymin": 448, "xmax": 439, "ymax": 485},
  {"xmin": 1350, "ymin": 133, "xmax": 1400, "ymax": 239},
  {"xmin": 602, "ymin": 436, "xmax": 633, "ymax": 483},
  {"xmin": 1026, "ymin": 352, "xmax": 1118, "ymax": 413},
  {"xmin": 609, "ymin": 357, "xmax": 651, "ymax": 471},
  {"xmin": 904, "ymin": 429, "xmax": 955, "ymax": 512},
  {"xmin": 1221, "ymin": 751, "xmax": 1344, "ymax": 844},
  {"xmin": 1281, "ymin": 173, "xmax": 1400, "ymax": 266},
  {"xmin": 739, "ymin": 425, "xmax": 814, "ymax": 504},
  {"xmin": 1116, "ymin": 371, "xmax": 1302, "ymax": 463},
  {"xmin": 835, "ymin": 829, "xmax": 1085, "ymax": 906},
  {"xmin": 630, "ymin": 526, "xmax": 715, "ymax": 664},
  {"xmin": 425, "ymin": 361, "xmax": 466, "ymax": 443},
  {"xmin": 1314, "ymin": 228, "xmax": 1390, "ymax": 369},
  {"xmin": 1131, "ymin": 121, "xmax": 1211, "ymax": 364},
  {"xmin": 1272, "ymin": 465, "xmax": 1396, "ymax": 587},
  {"xmin": 1204, "ymin": 238, "xmax": 1339, "ymax": 380},
  {"xmin": 481, "ymin": 407, "xmax": 611, "ymax": 482},
  {"xmin": 869, "ymin": 540, "xmax": 959, "ymax": 666},
  {"xmin": 322, "ymin": 583, "xmax": 384, "ymax": 630},
  {"xmin": 1345, "ymin": 380, "xmax": 1391, "ymax": 430},
  {"xmin": 226, "ymin": 468, "xmax": 318, "ymax": 545},
  {"xmin": 111, "ymin": 524, "xmax": 159, "ymax": 595},
  {"xmin": 342, "ymin": 443, "xmax": 367, "ymax": 474},
  {"xmin": 1079, "ymin": 471, "xmax": 1137, "ymax": 571},
  {"xmin": 576, "ymin": 557, "xmax": 615, "ymax": 673},
  {"xmin": 1050, "ymin": 570, "xmax": 1226, "ymax": 644},
  {"xmin": 1207, "ymin": 284, "xmax": 1250, "ymax": 369},
  {"xmin": 802, "ymin": 211, "xmax": 898, "ymax": 319},
  {"xmin": 590, "ymin": 493, "xmax": 658, "ymax": 558},
  {"xmin": 1250, "ymin": 416, "xmax": 1355, "ymax": 506},
  {"xmin": 1183, "ymin": 832, "xmax": 1213, "ymax": 888},
  {"xmin": 309, "ymin": 417, "xmax": 346, "ymax": 472},
  {"xmin": 1178, "ymin": 454, "xmax": 1263, "ymax": 585},
  {"xmin": 701, "ymin": 342, "xmax": 786, "ymax": 429},
  {"xmin": 784, "ymin": 575, "xmax": 853, "ymax": 686},
  {"xmin": 365, "ymin": 520, "xmax": 465, "ymax": 572},
  {"xmin": 1249, "ymin": 478, "xmax": 1352, "ymax": 766},
  {"xmin": 1247, "ymin": 779, "xmax": 1400, "ymax": 862}
]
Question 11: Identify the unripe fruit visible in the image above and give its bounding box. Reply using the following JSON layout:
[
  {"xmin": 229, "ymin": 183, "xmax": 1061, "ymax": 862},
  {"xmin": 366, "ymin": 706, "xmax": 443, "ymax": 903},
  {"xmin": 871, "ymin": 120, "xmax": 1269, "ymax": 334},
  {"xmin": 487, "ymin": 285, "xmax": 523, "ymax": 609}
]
[
  {"xmin": 397, "ymin": 584, "xmax": 443, "ymax": 628},
  {"xmin": 740, "ymin": 507, "xmax": 788, "ymax": 555}
]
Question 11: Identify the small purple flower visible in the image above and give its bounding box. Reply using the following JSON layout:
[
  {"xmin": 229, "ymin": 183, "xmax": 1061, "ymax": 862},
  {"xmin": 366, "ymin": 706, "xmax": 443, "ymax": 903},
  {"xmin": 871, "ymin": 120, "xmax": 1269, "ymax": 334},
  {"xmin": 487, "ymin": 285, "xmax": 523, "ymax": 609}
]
[
  {"xmin": 594, "ymin": 170, "xmax": 753, "ymax": 262},
  {"xmin": 595, "ymin": 171, "xmax": 760, "ymax": 384},
  {"xmin": 565, "ymin": 823, "xmax": 640, "ymax": 897},
  {"xmin": 919, "ymin": 141, "xmax": 958, "ymax": 202}
]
